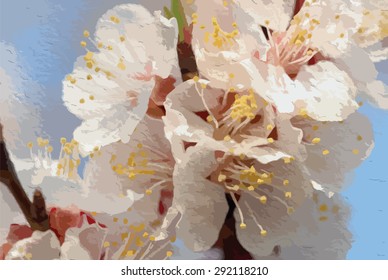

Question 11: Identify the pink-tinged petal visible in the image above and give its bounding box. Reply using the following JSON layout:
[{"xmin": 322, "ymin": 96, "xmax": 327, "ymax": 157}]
[
  {"xmin": 5, "ymin": 230, "xmax": 60, "ymax": 260},
  {"xmin": 49, "ymin": 206, "xmax": 82, "ymax": 244},
  {"xmin": 60, "ymin": 216, "xmax": 107, "ymax": 260},
  {"xmin": 6, "ymin": 224, "xmax": 33, "ymax": 244}
]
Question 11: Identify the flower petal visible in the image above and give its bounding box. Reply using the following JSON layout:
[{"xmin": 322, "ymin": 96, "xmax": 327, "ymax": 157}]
[
  {"xmin": 292, "ymin": 112, "xmax": 374, "ymax": 194},
  {"xmin": 172, "ymin": 145, "xmax": 228, "ymax": 251},
  {"xmin": 233, "ymin": 0, "xmax": 296, "ymax": 32},
  {"xmin": 61, "ymin": 216, "xmax": 107, "ymax": 260},
  {"xmin": 5, "ymin": 230, "xmax": 60, "ymax": 260},
  {"xmin": 234, "ymin": 159, "xmax": 312, "ymax": 257},
  {"xmin": 63, "ymin": 4, "xmax": 179, "ymax": 153},
  {"xmin": 279, "ymin": 191, "xmax": 351, "ymax": 259}
]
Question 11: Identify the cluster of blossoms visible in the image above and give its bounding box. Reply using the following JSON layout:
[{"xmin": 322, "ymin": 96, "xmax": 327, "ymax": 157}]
[{"xmin": 2, "ymin": 0, "xmax": 387, "ymax": 259}]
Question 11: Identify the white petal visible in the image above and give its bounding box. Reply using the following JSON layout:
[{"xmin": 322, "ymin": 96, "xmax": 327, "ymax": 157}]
[
  {"xmin": 6, "ymin": 230, "xmax": 60, "ymax": 260},
  {"xmin": 172, "ymin": 145, "xmax": 228, "ymax": 251},
  {"xmin": 279, "ymin": 191, "xmax": 351, "ymax": 259},
  {"xmin": 163, "ymin": 80, "xmax": 222, "ymax": 162},
  {"xmin": 61, "ymin": 217, "xmax": 107, "ymax": 260},
  {"xmin": 63, "ymin": 4, "xmax": 179, "ymax": 153},
  {"xmin": 292, "ymin": 112, "xmax": 374, "ymax": 194},
  {"xmin": 233, "ymin": 0, "xmax": 295, "ymax": 32},
  {"xmin": 235, "ymin": 159, "xmax": 312, "ymax": 257},
  {"xmin": 295, "ymin": 61, "xmax": 358, "ymax": 121},
  {"xmin": 334, "ymin": 46, "xmax": 388, "ymax": 109}
]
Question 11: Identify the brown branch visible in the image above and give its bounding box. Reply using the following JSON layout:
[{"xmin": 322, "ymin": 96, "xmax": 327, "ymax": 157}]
[{"xmin": 0, "ymin": 124, "xmax": 49, "ymax": 231}]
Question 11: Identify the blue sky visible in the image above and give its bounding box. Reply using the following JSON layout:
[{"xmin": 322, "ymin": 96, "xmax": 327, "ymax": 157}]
[{"xmin": 1, "ymin": 0, "xmax": 387, "ymax": 259}]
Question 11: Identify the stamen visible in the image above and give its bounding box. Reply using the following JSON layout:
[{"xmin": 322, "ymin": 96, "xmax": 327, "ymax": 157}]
[{"xmin": 230, "ymin": 192, "xmax": 246, "ymax": 229}]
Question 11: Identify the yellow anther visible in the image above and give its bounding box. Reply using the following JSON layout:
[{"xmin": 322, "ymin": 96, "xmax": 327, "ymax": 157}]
[
  {"xmin": 312, "ymin": 125, "xmax": 319, "ymax": 131},
  {"xmin": 266, "ymin": 124, "xmax": 273, "ymax": 131},
  {"xmin": 112, "ymin": 242, "xmax": 118, "ymax": 247},
  {"xmin": 283, "ymin": 179, "xmax": 289, "ymax": 186},
  {"xmin": 229, "ymin": 73, "xmax": 235, "ymax": 79},
  {"xmin": 265, "ymin": 20, "xmax": 270, "ymax": 26},
  {"xmin": 113, "ymin": 217, "xmax": 118, "ymax": 223},
  {"xmin": 339, "ymin": 33, "xmax": 345, "ymax": 38},
  {"xmin": 287, "ymin": 207, "xmax": 295, "ymax": 214},
  {"xmin": 86, "ymin": 74, "xmax": 92, "ymax": 80},
  {"xmin": 319, "ymin": 204, "xmax": 328, "ymax": 212},
  {"xmin": 352, "ymin": 149, "xmax": 359, "ymax": 155},
  {"xmin": 191, "ymin": 13, "xmax": 198, "ymax": 19},
  {"xmin": 260, "ymin": 230, "xmax": 267, "ymax": 237},
  {"xmin": 126, "ymin": 250, "xmax": 135, "ymax": 257},
  {"xmin": 117, "ymin": 62, "xmax": 126, "ymax": 70},
  {"xmin": 200, "ymin": 83, "xmax": 207, "ymax": 89},
  {"xmin": 223, "ymin": 135, "xmax": 231, "ymax": 141},
  {"xmin": 91, "ymin": 211, "xmax": 97, "ymax": 216},
  {"xmin": 283, "ymin": 157, "xmax": 291, "ymax": 164},
  {"xmin": 107, "ymin": 45, "xmax": 113, "ymax": 50},
  {"xmin": 193, "ymin": 76, "xmax": 199, "ymax": 82},
  {"xmin": 335, "ymin": 15, "xmax": 340, "ymax": 20},
  {"xmin": 257, "ymin": 178, "xmax": 264, "ymax": 185},
  {"xmin": 206, "ymin": 115, "xmax": 213, "ymax": 123},
  {"xmin": 319, "ymin": 216, "xmax": 328, "ymax": 222},
  {"xmin": 322, "ymin": 149, "xmax": 330, "ymax": 155},
  {"xmin": 145, "ymin": 189, "xmax": 152, "ymax": 195},
  {"xmin": 137, "ymin": 143, "xmax": 143, "ymax": 149},
  {"xmin": 267, "ymin": 138, "xmax": 274, "ymax": 144},
  {"xmin": 357, "ymin": 135, "xmax": 363, "ymax": 141},
  {"xmin": 166, "ymin": 251, "xmax": 173, "ymax": 257},
  {"xmin": 89, "ymin": 95, "xmax": 94, "ymax": 100},
  {"xmin": 79, "ymin": 98, "xmax": 85, "ymax": 104},
  {"xmin": 83, "ymin": 30, "xmax": 90, "ymax": 37},
  {"xmin": 47, "ymin": 146, "xmax": 53, "ymax": 153},
  {"xmin": 142, "ymin": 232, "xmax": 149, "ymax": 238},
  {"xmin": 80, "ymin": 41, "xmax": 87, "ymax": 47},
  {"xmin": 261, "ymin": 173, "xmax": 269, "ymax": 179},
  {"xmin": 218, "ymin": 174, "xmax": 226, "ymax": 182},
  {"xmin": 110, "ymin": 16, "xmax": 120, "ymax": 24},
  {"xmin": 95, "ymin": 67, "xmax": 100, "ymax": 72},
  {"xmin": 170, "ymin": 236, "xmax": 177, "ymax": 243},
  {"xmin": 97, "ymin": 42, "xmax": 103, "ymax": 48},
  {"xmin": 240, "ymin": 223, "xmax": 247, "ymax": 229},
  {"xmin": 103, "ymin": 241, "xmax": 110, "ymax": 248},
  {"xmin": 285, "ymin": 192, "xmax": 292, "ymax": 198},
  {"xmin": 259, "ymin": 196, "xmax": 267, "ymax": 204},
  {"xmin": 247, "ymin": 186, "xmax": 255, "ymax": 191},
  {"xmin": 27, "ymin": 142, "xmax": 33, "ymax": 149},
  {"xmin": 149, "ymin": 236, "xmax": 156, "ymax": 241},
  {"xmin": 123, "ymin": 218, "xmax": 128, "ymax": 224},
  {"xmin": 311, "ymin": 137, "xmax": 321, "ymax": 144}
]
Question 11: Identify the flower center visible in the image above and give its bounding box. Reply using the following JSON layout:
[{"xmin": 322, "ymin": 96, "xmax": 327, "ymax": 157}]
[
  {"xmin": 264, "ymin": 16, "xmax": 318, "ymax": 77},
  {"xmin": 111, "ymin": 143, "xmax": 173, "ymax": 195},
  {"xmin": 26, "ymin": 137, "xmax": 83, "ymax": 181},
  {"xmin": 214, "ymin": 157, "xmax": 295, "ymax": 234}
]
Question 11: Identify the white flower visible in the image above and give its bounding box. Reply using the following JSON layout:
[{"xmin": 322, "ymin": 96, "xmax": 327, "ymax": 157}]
[
  {"xmin": 63, "ymin": 4, "xmax": 180, "ymax": 154},
  {"xmin": 161, "ymin": 77, "xmax": 372, "ymax": 257},
  {"xmin": 182, "ymin": 0, "xmax": 388, "ymax": 118}
]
